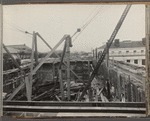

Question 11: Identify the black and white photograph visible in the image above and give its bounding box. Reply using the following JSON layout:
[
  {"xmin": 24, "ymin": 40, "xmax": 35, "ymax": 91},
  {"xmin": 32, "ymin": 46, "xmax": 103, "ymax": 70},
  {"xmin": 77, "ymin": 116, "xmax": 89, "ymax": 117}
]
[{"xmin": 1, "ymin": 3, "xmax": 148, "ymax": 117}]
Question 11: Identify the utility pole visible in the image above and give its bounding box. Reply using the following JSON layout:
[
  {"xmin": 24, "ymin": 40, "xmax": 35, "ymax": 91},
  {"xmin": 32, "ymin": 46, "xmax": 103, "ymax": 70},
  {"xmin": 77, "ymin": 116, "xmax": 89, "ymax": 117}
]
[{"xmin": 66, "ymin": 35, "xmax": 72, "ymax": 101}]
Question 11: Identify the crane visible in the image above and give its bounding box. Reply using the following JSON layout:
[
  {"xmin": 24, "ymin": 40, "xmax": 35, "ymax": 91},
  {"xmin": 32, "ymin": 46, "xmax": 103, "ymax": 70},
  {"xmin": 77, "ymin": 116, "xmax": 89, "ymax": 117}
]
[{"xmin": 78, "ymin": 4, "xmax": 132, "ymax": 101}]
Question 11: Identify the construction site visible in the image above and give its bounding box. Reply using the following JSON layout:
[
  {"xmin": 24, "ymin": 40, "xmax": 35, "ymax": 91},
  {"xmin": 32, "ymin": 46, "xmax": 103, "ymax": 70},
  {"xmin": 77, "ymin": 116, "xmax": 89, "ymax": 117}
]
[{"xmin": 2, "ymin": 4, "xmax": 147, "ymax": 117}]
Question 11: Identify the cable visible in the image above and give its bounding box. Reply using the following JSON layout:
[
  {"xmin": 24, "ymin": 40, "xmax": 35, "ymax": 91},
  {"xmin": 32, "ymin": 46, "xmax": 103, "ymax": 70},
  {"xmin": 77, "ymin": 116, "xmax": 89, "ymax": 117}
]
[
  {"xmin": 72, "ymin": 6, "xmax": 110, "ymax": 43},
  {"xmin": 4, "ymin": 20, "xmax": 33, "ymax": 39},
  {"xmin": 80, "ymin": 6, "xmax": 99, "ymax": 29},
  {"xmin": 81, "ymin": 6, "xmax": 104, "ymax": 29},
  {"xmin": 4, "ymin": 20, "xmax": 26, "ymax": 32}
]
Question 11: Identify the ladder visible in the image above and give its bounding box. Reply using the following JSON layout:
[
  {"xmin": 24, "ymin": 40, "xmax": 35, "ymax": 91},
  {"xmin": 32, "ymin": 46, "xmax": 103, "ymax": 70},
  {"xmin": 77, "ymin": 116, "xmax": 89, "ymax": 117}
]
[{"xmin": 78, "ymin": 4, "xmax": 132, "ymax": 101}]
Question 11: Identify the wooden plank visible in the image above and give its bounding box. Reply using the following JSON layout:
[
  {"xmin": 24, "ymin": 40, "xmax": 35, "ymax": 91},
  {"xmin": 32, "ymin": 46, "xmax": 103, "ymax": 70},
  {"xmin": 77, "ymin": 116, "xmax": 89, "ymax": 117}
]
[
  {"xmin": 66, "ymin": 37, "xmax": 71, "ymax": 101},
  {"xmin": 25, "ymin": 76, "xmax": 31, "ymax": 101},
  {"xmin": 28, "ymin": 32, "xmax": 35, "ymax": 101},
  {"xmin": 59, "ymin": 69, "xmax": 64, "ymax": 100},
  {"xmin": 106, "ymin": 42, "xmax": 109, "ymax": 68},
  {"xmin": 34, "ymin": 32, "xmax": 38, "ymax": 65}
]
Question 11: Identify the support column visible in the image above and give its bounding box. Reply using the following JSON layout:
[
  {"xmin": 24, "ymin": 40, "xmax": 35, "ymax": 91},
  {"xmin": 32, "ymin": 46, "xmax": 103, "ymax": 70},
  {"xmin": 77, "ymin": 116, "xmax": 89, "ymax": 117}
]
[
  {"xmin": 88, "ymin": 61, "xmax": 90, "ymax": 78},
  {"xmin": 59, "ymin": 69, "xmax": 64, "ymax": 101},
  {"xmin": 27, "ymin": 31, "xmax": 35, "ymax": 101},
  {"xmin": 95, "ymin": 48, "xmax": 97, "ymax": 61},
  {"xmin": 25, "ymin": 76, "xmax": 31, "ymax": 101},
  {"xmin": 93, "ymin": 50, "xmax": 94, "ymax": 58},
  {"xmin": 34, "ymin": 32, "xmax": 38, "ymax": 66},
  {"xmin": 53, "ymin": 62, "xmax": 55, "ymax": 81},
  {"xmin": 106, "ymin": 42, "xmax": 109, "ymax": 68},
  {"xmin": 117, "ymin": 73, "xmax": 121, "ymax": 101},
  {"xmin": 131, "ymin": 83, "xmax": 133, "ymax": 102},
  {"xmin": 66, "ymin": 35, "xmax": 72, "ymax": 101}
]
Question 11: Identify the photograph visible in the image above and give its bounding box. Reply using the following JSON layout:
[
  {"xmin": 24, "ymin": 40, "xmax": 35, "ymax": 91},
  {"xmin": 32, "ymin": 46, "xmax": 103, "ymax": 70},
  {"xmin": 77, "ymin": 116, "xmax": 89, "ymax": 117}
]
[{"xmin": 2, "ymin": 3, "xmax": 147, "ymax": 117}]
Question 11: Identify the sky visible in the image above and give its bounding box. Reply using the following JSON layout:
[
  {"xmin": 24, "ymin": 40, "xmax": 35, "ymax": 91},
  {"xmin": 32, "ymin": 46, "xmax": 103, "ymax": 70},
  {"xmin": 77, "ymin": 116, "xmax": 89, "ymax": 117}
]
[{"xmin": 3, "ymin": 4, "xmax": 145, "ymax": 52}]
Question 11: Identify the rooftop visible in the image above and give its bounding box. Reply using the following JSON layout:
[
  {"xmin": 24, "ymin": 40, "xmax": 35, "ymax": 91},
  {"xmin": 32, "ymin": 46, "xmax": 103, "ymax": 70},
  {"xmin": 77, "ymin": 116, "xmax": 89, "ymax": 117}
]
[
  {"xmin": 5, "ymin": 44, "xmax": 32, "ymax": 53},
  {"xmin": 98, "ymin": 40, "xmax": 145, "ymax": 49},
  {"xmin": 3, "ymin": 47, "xmax": 19, "ymax": 54}
]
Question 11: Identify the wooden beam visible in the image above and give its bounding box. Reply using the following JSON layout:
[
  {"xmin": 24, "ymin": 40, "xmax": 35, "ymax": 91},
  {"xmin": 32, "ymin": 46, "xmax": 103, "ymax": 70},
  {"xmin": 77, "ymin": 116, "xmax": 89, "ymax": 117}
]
[
  {"xmin": 117, "ymin": 73, "xmax": 121, "ymax": 101},
  {"xmin": 66, "ymin": 36, "xmax": 71, "ymax": 101},
  {"xmin": 27, "ymin": 32, "xmax": 35, "ymax": 101},
  {"xmin": 25, "ymin": 76, "xmax": 31, "ymax": 101},
  {"xmin": 106, "ymin": 42, "xmax": 109, "ymax": 68},
  {"xmin": 30, "ymin": 34, "xmax": 68, "ymax": 76},
  {"xmin": 58, "ymin": 69, "xmax": 64, "ymax": 101},
  {"xmin": 36, "ymin": 32, "xmax": 83, "ymax": 82},
  {"xmin": 7, "ymin": 82, "xmax": 25, "ymax": 100},
  {"xmin": 34, "ymin": 32, "xmax": 38, "ymax": 65},
  {"xmin": 95, "ymin": 48, "xmax": 97, "ymax": 61}
]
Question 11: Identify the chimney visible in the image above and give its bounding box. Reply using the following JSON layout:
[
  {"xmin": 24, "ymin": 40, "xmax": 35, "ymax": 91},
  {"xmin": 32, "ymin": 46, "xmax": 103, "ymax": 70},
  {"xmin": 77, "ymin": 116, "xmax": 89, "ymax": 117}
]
[
  {"xmin": 114, "ymin": 39, "xmax": 120, "ymax": 47},
  {"xmin": 142, "ymin": 38, "xmax": 146, "ymax": 45}
]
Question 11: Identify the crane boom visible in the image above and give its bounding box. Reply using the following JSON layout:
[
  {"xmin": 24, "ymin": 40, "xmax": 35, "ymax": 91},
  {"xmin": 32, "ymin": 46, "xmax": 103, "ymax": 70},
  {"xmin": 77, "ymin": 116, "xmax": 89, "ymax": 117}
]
[{"xmin": 78, "ymin": 4, "xmax": 132, "ymax": 101}]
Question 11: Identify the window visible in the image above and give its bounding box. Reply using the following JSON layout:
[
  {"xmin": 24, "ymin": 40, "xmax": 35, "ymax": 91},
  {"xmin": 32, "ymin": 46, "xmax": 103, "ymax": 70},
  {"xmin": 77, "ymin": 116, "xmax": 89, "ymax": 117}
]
[
  {"xmin": 127, "ymin": 60, "xmax": 130, "ymax": 63},
  {"xmin": 133, "ymin": 50, "xmax": 136, "ymax": 53},
  {"xmin": 134, "ymin": 59, "xmax": 138, "ymax": 64},
  {"xmin": 142, "ymin": 59, "xmax": 145, "ymax": 65},
  {"xmin": 118, "ymin": 51, "xmax": 121, "ymax": 54},
  {"xmin": 141, "ymin": 50, "xmax": 144, "ymax": 53},
  {"xmin": 126, "ymin": 51, "xmax": 129, "ymax": 53}
]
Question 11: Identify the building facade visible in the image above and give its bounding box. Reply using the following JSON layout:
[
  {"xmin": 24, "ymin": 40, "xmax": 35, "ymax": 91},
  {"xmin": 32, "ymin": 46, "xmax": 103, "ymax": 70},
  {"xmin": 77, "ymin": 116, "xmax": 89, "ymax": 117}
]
[{"xmin": 97, "ymin": 39, "xmax": 146, "ymax": 67}]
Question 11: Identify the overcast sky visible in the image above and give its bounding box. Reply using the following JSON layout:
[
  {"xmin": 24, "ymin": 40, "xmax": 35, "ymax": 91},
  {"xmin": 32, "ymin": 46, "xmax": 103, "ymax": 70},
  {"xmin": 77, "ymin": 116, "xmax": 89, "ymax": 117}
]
[{"xmin": 3, "ymin": 4, "xmax": 145, "ymax": 52}]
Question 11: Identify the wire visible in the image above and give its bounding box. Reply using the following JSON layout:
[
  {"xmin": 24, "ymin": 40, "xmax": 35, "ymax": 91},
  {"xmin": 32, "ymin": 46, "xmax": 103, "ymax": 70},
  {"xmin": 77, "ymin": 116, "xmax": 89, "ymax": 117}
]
[
  {"xmin": 72, "ymin": 6, "xmax": 110, "ymax": 43},
  {"xmin": 4, "ymin": 20, "xmax": 26, "ymax": 32},
  {"xmin": 81, "ymin": 6, "xmax": 104, "ymax": 29},
  {"xmin": 4, "ymin": 20, "xmax": 33, "ymax": 38},
  {"xmin": 80, "ymin": 6, "xmax": 99, "ymax": 29}
]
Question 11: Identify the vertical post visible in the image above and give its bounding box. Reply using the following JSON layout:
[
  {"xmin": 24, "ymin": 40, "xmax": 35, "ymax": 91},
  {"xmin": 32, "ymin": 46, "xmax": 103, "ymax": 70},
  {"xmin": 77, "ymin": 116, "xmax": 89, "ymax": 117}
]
[
  {"xmin": 131, "ymin": 83, "xmax": 133, "ymax": 102},
  {"xmin": 25, "ymin": 76, "xmax": 31, "ymax": 101},
  {"xmin": 88, "ymin": 61, "xmax": 90, "ymax": 78},
  {"xmin": 59, "ymin": 69, "xmax": 64, "ymax": 101},
  {"xmin": 117, "ymin": 73, "xmax": 121, "ymax": 101},
  {"xmin": 95, "ymin": 48, "xmax": 97, "ymax": 61},
  {"xmin": 106, "ymin": 42, "xmax": 109, "ymax": 68},
  {"xmin": 53, "ymin": 62, "xmax": 55, "ymax": 81},
  {"xmin": 66, "ymin": 36, "xmax": 71, "ymax": 101},
  {"xmin": 34, "ymin": 32, "xmax": 38, "ymax": 65},
  {"xmin": 135, "ymin": 86, "xmax": 138, "ymax": 102},
  {"xmin": 93, "ymin": 50, "xmax": 94, "ymax": 58},
  {"xmin": 27, "ymin": 31, "xmax": 35, "ymax": 101}
]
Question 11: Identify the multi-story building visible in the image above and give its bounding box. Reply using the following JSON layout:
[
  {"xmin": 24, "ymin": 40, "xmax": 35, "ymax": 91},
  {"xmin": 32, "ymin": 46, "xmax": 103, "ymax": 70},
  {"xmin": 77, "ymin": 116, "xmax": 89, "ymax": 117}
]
[{"xmin": 97, "ymin": 39, "xmax": 146, "ymax": 67}]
